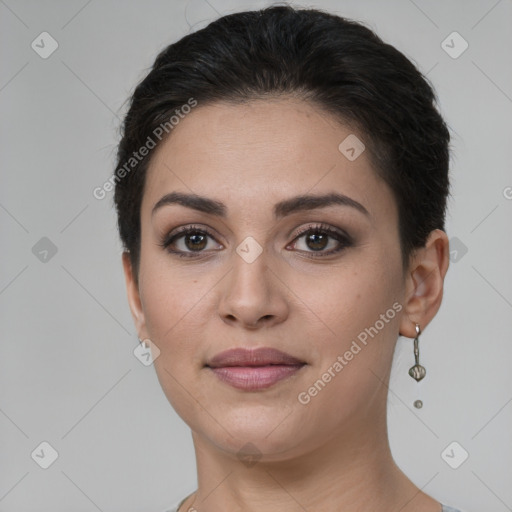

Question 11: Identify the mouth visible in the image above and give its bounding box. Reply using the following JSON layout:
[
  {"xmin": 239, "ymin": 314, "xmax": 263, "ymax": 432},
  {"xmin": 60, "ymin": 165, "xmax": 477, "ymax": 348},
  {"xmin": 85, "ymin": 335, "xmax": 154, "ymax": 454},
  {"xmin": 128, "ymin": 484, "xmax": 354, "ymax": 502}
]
[{"xmin": 205, "ymin": 347, "xmax": 307, "ymax": 391}]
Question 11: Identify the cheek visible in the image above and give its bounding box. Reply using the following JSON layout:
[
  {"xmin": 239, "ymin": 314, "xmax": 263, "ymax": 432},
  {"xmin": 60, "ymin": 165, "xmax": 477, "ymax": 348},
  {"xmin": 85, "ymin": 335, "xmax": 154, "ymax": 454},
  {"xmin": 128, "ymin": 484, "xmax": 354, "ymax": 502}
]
[
  {"xmin": 312, "ymin": 258, "xmax": 401, "ymax": 335},
  {"xmin": 293, "ymin": 276, "xmax": 402, "ymax": 431},
  {"xmin": 137, "ymin": 250, "xmax": 208, "ymax": 354},
  {"xmin": 138, "ymin": 264, "xmax": 211, "ymax": 420},
  {"xmin": 309, "ymin": 255, "xmax": 403, "ymax": 386},
  {"xmin": 140, "ymin": 239, "xmax": 402, "ymax": 360}
]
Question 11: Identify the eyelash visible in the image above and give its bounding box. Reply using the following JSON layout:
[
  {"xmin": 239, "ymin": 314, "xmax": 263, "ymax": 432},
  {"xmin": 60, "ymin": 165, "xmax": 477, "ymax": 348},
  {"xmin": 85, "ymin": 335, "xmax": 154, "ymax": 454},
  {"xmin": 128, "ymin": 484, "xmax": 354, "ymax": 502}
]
[{"xmin": 159, "ymin": 223, "xmax": 353, "ymax": 259}]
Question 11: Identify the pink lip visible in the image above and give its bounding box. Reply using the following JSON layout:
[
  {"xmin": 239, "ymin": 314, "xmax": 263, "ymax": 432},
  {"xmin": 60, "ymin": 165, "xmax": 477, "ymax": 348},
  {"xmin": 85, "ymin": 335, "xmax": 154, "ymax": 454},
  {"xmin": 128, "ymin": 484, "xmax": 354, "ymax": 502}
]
[{"xmin": 205, "ymin": 347, "xmax": 306, "ymax": 391}]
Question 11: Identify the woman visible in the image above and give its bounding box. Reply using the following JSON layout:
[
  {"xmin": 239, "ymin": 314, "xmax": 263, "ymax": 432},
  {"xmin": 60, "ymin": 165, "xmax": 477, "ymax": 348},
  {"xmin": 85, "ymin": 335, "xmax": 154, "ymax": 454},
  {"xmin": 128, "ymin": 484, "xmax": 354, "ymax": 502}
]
[{"xmin": 114, "ymin": 5, "xmax": 462, "ymax": 512}]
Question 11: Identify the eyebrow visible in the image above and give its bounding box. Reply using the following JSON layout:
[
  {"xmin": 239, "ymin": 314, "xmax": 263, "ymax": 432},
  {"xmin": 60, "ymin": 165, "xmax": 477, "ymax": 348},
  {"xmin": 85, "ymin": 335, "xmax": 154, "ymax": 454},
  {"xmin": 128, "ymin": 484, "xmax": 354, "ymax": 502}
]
[{"xmin": 151, "ymin": 191, "xmax": 370, "ymax": 219}]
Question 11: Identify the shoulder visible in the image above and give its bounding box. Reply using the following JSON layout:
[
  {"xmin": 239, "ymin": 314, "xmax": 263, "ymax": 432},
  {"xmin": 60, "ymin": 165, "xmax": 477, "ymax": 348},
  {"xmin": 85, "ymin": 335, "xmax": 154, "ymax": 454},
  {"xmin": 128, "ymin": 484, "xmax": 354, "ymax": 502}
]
[
  {"xmin": 161, "ymin": 505, "xmax": 179, "ymax": 512},
  {"xmin": 163, "ymin": 500, "xmax": 464, "ymax": 512},
  {"xmin": 442, "ymin": 505, "xmax": 464, "ymax": 512},
  {"xmin": 162, "ymin": 492, "xmax": 194, "ymax": 512}
]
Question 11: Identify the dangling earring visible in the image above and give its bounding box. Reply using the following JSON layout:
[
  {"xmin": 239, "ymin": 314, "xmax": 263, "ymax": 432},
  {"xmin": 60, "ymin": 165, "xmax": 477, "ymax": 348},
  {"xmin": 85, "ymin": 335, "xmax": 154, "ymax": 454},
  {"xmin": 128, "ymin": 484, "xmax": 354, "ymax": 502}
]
[{"xmin": 408, "ymin": 323, "xmax": 426, "ymax": 408}]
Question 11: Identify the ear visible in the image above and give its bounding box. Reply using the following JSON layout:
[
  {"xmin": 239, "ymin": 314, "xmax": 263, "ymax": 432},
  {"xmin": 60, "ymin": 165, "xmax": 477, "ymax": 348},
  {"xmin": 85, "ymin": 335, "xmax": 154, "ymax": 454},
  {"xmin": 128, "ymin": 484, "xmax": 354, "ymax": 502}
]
[
  {"xmin": 399, "ymin": 229, "xmax": 450, "ymax": 338},
  {"xmin": 122, "ymin": 251, "xmax": 148, "ymax": 339}
]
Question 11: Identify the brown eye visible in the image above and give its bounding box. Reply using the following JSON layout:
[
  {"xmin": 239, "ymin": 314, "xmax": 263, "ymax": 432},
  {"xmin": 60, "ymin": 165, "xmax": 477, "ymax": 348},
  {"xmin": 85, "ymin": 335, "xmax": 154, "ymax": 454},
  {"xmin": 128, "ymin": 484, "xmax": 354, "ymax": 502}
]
[
  {"xmin": 160, "ymin": 225, "xmax": 222, "ymax": 258},
  {"xmin": 183, "ymin": 232, "xmax": 208, "ymax": 251},
  {"xmin": 304, "ymin": 231, "xmax": 329, "ymax": 251},
  {"xmin": 289, "ymin": 224, "xmax": 353, "ymax": 257}
]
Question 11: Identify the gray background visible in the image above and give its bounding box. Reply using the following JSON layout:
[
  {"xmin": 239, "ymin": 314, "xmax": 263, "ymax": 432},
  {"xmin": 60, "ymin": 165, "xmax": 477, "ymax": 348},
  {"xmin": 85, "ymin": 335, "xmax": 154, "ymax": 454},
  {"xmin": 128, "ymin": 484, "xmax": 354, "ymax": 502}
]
[{"xmin": 1, "ymin": 0, "xmax": 511, "ymax": 511}]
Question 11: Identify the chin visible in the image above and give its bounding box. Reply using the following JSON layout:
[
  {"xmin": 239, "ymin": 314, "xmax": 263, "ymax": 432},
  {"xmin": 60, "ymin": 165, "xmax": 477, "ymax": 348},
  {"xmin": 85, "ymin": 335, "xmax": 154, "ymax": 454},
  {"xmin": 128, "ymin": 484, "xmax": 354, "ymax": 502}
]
[{"xmin": 196, "ymin": 403, "xmax": 316, "ymax": 459}]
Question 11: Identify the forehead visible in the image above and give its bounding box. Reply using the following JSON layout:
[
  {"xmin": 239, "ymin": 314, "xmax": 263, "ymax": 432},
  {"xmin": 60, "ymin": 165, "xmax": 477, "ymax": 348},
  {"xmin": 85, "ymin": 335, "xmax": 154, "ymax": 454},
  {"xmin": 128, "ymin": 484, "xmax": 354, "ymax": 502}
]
[{"xmin": 141, "ymin": 98, "xmax": 394, "ymax": 222}]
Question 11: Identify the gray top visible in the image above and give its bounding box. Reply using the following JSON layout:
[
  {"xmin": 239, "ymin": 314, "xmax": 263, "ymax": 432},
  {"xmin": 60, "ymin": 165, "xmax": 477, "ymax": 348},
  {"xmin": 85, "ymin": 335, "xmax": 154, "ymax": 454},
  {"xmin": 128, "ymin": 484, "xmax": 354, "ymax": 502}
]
[{"xmin": 164, "ymin": 497, "xmax": 463, "ymax": 512}]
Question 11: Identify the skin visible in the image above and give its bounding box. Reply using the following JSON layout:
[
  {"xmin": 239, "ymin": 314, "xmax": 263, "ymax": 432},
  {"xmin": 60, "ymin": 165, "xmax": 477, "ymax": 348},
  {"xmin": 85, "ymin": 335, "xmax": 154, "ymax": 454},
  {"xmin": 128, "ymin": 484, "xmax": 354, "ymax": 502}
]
[{"xmin": 122, "ymin": 97, "xmax": 450, "ymax": 512}]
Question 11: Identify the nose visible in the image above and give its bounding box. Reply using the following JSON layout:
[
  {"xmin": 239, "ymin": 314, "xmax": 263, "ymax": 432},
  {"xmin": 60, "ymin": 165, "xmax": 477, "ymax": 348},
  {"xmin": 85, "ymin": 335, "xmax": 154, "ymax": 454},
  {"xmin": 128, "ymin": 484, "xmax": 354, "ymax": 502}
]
[{"xmin": 217, "ymin": 252, "xmax": 289, "ymax": 330}]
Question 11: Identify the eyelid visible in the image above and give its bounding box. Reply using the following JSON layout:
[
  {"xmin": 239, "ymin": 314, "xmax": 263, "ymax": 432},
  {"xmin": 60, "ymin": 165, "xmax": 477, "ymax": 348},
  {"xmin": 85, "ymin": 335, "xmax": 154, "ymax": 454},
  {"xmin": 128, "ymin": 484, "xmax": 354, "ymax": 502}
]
[
  {"xmin": 285, "ymin": 222, "xmax": 353, "ymax": 258},
  {"xmin": 289, "ymin": 222, "xmax": 352, "ymax": 244},
  {"xmin": 160, "ymin": 222, "xmax": 353, "ymax": 257},
  {"xmin": 160, "ymin": 224, "xmax": 221, "ymax": 248}
]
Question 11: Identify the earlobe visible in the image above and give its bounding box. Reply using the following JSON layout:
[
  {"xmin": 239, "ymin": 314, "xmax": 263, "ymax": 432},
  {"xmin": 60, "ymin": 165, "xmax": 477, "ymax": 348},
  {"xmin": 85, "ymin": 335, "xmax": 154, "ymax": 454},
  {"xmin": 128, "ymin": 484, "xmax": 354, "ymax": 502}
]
[
  {"xmin": 399, "ymin": 229, "xmax": 450, "ymax": 338},
  {"xmin": 121, "ymin": 252, "xmax": 147, "ymax": 337}
]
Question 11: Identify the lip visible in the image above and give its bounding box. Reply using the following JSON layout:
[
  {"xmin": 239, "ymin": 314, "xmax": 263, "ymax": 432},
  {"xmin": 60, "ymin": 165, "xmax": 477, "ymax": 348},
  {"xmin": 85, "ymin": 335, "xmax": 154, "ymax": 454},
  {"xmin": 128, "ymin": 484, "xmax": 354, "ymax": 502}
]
[{"xmin": 205, "ymin": 347, "xmax": 306, "ymax": 391}]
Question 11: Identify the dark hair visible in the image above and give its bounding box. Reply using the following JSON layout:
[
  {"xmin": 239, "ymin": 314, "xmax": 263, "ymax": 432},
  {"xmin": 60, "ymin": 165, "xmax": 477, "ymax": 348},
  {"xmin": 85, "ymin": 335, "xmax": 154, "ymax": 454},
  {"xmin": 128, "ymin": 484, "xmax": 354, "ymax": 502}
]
[{"xmin": 113, "ymin": 4, "xmax": 450, "ymax": 277}]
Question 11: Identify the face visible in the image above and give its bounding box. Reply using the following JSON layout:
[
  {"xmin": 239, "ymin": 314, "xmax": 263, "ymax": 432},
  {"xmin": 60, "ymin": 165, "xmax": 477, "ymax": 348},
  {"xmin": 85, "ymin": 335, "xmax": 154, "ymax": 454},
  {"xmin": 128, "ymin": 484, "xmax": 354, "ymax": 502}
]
[{"xmin": 126, "ymin": 98, "xmax": 409, "ymax": 461}]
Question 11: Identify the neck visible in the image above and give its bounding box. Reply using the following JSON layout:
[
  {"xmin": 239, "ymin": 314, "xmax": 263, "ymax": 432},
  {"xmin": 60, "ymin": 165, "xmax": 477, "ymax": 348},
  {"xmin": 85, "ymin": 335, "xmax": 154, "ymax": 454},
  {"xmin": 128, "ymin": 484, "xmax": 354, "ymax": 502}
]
[{"xmin": 179, "ymin": 410, "xmax": 440, "ymax": 512}]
